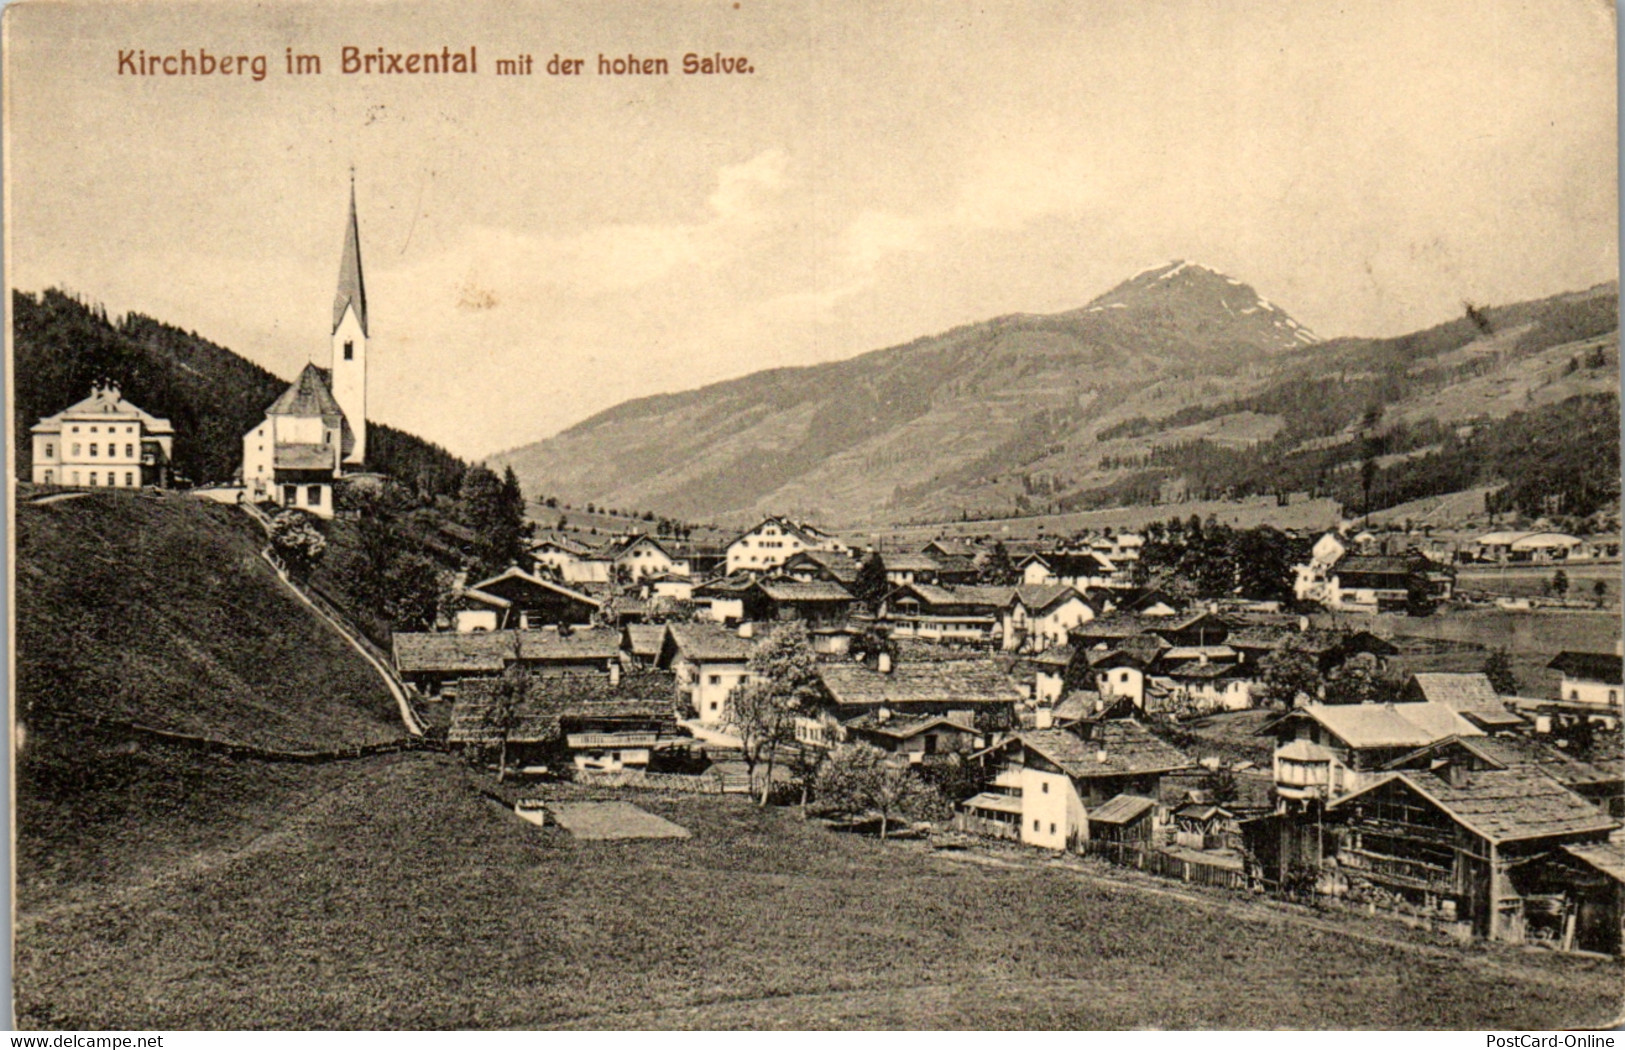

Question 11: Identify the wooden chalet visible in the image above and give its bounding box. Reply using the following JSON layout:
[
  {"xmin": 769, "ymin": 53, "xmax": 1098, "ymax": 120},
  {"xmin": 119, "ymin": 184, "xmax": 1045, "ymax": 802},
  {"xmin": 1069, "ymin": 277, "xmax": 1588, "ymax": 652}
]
[
  {"xmin": 879, "ymin": 582, "xmax": 1013, "ymax": 644},
  {"xmin": 451, "ymin": 566, "xmax": 602, "ymax": 632},
  {"xmin": 391, "ymin": 626, "xmax": 623, "ymax": 697},
  {"xmin": 1401, "ymin": 673, "xmax": 1525, "ymax": 732}
]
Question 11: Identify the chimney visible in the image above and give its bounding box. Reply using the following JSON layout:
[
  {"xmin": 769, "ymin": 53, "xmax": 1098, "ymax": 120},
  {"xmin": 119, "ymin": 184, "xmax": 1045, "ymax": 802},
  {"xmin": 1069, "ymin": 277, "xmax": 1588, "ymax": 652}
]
[
  {"xmin": 878, "ymin": 651, "xmax": 893, "ymax": 674},
  {"xmin": 1095, "ymin": 748, "xmax": 1109, "ymax": 765},
  {"xmin": 608, "ymin": 660, "xmax": 622, "ymax": 687},
  {"xmin": 878, "ymin": 706, "xmax": 892, "ymax": 724},
  {"xmin": 737, "ymin": 621, "xmax": 754, "ymax": 640}
]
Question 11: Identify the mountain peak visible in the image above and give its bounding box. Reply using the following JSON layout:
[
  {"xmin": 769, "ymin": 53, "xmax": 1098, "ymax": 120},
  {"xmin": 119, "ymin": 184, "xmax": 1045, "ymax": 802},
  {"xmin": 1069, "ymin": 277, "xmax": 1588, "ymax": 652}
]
[{"xmin": 1079, "ymin": 260, "xmax": 1319, "ymax": 350}]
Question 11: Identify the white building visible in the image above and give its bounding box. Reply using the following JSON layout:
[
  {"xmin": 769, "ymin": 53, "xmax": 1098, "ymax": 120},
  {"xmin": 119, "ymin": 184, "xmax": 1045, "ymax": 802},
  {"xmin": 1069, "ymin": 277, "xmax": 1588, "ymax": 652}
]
[
  {"xmin": 30, "ymin": 383, "xmax": 174, "ymax": 488},
  {"xmin": 725, "ymin": 516, "xmax": 846, "ymax": 575}
]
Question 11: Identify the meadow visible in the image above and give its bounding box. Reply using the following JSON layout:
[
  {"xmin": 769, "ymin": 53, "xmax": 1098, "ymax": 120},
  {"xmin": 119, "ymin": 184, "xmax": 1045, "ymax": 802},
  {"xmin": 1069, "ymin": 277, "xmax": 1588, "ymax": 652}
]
[{"xmin": 15, "ymin": 750, "xmax": 1622, "ymax": 1030}]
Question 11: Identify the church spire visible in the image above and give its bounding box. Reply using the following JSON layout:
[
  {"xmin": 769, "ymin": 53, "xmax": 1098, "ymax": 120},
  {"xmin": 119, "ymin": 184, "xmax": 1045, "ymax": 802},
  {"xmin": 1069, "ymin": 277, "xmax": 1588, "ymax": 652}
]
[{"xmin": 332, "ymin": 174, "xmax": 368, "ymax": 336}]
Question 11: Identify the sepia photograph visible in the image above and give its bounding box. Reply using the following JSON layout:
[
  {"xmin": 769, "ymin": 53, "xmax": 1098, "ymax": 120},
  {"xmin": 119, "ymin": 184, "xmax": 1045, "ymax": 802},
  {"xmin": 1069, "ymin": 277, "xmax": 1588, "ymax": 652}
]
[{"xmin": 4, "ymin": 0, "xmax": 1622, "ymax": 1031}]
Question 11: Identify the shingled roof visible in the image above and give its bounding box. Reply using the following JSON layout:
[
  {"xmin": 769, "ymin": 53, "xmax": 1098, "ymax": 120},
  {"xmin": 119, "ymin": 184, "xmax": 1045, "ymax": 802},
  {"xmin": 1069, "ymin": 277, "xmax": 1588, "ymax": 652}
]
[
  {"xmin": 754, "ymin": 579, "xmax": 854, "ymax": 603},
  {"xmin": 1287, "ymin": 701, "xmax": 1483, "ymax": 750},
  {"xmin": 819, "ymin": 659, "xmax": 1024, "ymax": 707},
  {"xmin": 663, "ymin": 622, "xmax": 756, "ymax": 663},
  {"xmin": 392, "ymin": 628, "xmax": 622, "ymax": 674},
  {"xmin": 447, "ymin": 672, "xmax": 676, "ymax": 746},
  {"xmin": 1017, "ymin": 722, "xmax": 1192, "ymax": 779},
  {"xmin": 1334, "ymin": 768, "xmax": 1618, "ymax": 845},
  {"xmin": 1011, "ymin": 583, "xmax": 1085, "ymax": 613},
  {"xmin": 1404, "ymin": 673, "xmax": 1523, "ymax": 728},
  {"xmin": 267, "ymin": 362, "xmax": 347, "ymax": 419}
]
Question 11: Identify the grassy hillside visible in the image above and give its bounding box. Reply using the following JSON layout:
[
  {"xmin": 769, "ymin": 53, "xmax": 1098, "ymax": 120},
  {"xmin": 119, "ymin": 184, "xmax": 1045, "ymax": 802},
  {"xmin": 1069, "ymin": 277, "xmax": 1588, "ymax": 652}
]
[
  {"xmin": 13, "ymin": 288, "xmax": 466, "ymax": 494},
  {"xmin": 16, "ymin": 758, "xmax": 1619, "ymax": 1028},
  {"xmin": 15, "ymin": 490, "xmax": 402, "ymax": 749}
]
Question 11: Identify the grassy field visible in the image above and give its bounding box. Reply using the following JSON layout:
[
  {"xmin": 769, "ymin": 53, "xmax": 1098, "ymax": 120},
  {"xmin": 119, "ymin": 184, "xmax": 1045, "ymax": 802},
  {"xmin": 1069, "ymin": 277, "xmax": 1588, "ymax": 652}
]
[
  {"xmin": 15, "ymin": 491, "xmax": 402, "ymax": 749},
  {"xmin": 15, "ymin": 752, "xmax": 1621, "ymax": 1029},
  {"xmin": 1456, "ymin": 562, "xmax": 1620, "ymax": 603}
]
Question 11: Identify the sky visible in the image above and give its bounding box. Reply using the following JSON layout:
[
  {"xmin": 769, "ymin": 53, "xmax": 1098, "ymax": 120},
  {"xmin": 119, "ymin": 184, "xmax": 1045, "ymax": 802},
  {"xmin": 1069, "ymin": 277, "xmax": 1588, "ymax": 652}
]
[{"xmin": 5, "ymin": 0, "xmax": 1617, "ymax": 460}]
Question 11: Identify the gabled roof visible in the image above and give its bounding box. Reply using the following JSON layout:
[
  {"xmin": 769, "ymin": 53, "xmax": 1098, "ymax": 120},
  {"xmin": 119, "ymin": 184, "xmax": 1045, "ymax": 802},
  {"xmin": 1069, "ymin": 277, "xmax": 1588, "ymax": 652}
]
[
  {"xmin": 1332, "ymin": 554, "xmax": 1418, "ymax": 576},
  {"xmin": 530, "ymin": 533, "xmax": 595, "ymax": 556},
  {"xmin": 1463, "ymin": 735, "xmax": 1621, "ymax": 791},
  {"xmin": 1052, "ymin": 690, "xmax": 1100, "ymax": 722},
  {"xmin": 1548, "ymin": 651, "xmax": 1624, "ymax": 684},
  {"xmin": 333, "ymin": 183, "xmax": 368, "ymax": 335},
  {"xmin": 447, "ymin": 672, "xmax": 677, "ymax": 745},
  {"xmin": 467, "ymin": 566, "xmax": 603, "ymax": 610},
  {"xmin": 1089, "ymin": 793, "xmax": 1158, "ymax": 824},
  {"xmin": 881, "ymin": 553, "xmax": 941, "ymax": 572},
  {"xmin": 392, "ymin": 628, "xmax": 622, "ymax": 674},
  {"xmin": 729, "ymin": 515, "xmax": 824, "ymax": 550},
  {"xmin": 782, "ymin": 549, "xmax": 861, "ymax": 581},
  {"xmin": 819, "ymin": 660, "xmax": 1025, "ymax": 707},
  {"xmin": 623, "ymin": 624, "xmax": 668, "ymax": 658},
  {"xmin": 1330, "ymin": 768, "xmax": 1618, "ymax": 845},
  {"xmin": 1404, "ymin": 673, "xmax": 1523, "ymax": 728},
  {"xmin": 1021, "ymin": 552, "xmax": 1115, "ymax": 578},
  {"xmin": 1033, "ymin": 646, "xmax": 1076, "ymax": 669},
  {"xmin": 843, "ymin": 712, "xmax": 977, "ymax": 739},
  {"xmin": 663, "ymin": 622, "xmax": 756, "ymax": 663},
  {"xmin": 1285, "ymin": 701, "xmax": 1484, "ymax": 750},
  {"xmin": 1011, "ymin": 583, "xmax": 1086, "ymax": 614},
  {"xmin": 692, "ymin": 572, "xmax": 758, "ymax": 598},
  {"xmin": 1016, "ymin": 722, "xmax": 1192, "ymax": 779},
  {"xmin": 753, "ymin": 579, "xmax": 854, "ymax": 603},
  {"xmin": 889, "ymin": 582, "xmax": 1014, "ymax": 610},
  {"xmin": 1563, "ymin": 842, "xmax": 1625, "ymax": 883}
]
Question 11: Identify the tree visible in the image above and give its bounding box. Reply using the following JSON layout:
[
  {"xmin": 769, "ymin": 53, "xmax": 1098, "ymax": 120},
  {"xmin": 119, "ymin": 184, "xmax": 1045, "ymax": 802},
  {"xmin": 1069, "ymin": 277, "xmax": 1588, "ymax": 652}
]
[
  {"xmin": 853, "ymin": 551, "xmax": 889, "ymax": 612},
  {"xmin": 729, "ymin": 623, "xmax": 820, "ymax": 805},
  {"xmin": 1552, "ymin": 569, "xmax": 1570, "ymax": 598},
  {"xmin": 1594, "ymin": 578, "xmax": 1608, "ymax": 600},
  {"xmin": 487, "ymin": 655, "xmax": 535, "ymax": 783},
  {"xmin": 1258, "ymin": 645, "xmax": 1323, "ymax": 708},
  {"xmin": 1198, "ymin": 766, "xmax": 1240, "ymax": 806},
  {"xmin": 458, "ymin": 464, "xmax": 532, "ymax": 577},
  {"xmin": 269, "ymin": 509, "xmax": 326, "ymax": 579},
  {"xmin": 814, "ymin": 742, "xmax": 937, "ymax": 840},
  {"xmin": 980, "ymin": 541, "xmax": 1019, "ymax": 585},
  {"xmin": 1483, "ymin": 648, "xmax": 1519, "ymax": 697},
  {"xmin": 1324, "ymin": 657, "xmax": 1387, "ymax": 705}
]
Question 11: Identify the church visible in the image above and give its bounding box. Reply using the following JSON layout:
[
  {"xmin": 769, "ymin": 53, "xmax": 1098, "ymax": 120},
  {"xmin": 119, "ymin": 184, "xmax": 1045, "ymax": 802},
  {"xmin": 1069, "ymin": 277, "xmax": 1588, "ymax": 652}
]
[{"xmin": 242, "ymin": 183, "xmax": 372, "ymax": 518}]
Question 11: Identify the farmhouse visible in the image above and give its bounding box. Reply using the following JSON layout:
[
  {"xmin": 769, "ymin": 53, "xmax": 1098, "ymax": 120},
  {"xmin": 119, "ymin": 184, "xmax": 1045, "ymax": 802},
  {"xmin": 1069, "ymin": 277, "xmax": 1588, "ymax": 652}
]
[
  {"xmin": 880, "ymin": 582, "xmax": 1012, "ymax": 644},
  {"xmin": 1001, "ymin": 584, "xmax": 1096, "ymax": 653},
  {"xmin": 1401, "ymin": 673, "xmax": 1525, "ymax": 732},
  {"xmin": 962, "ymin": 719, "xmax": 1192, "ymax": 850},
  {"xmin": 879, "ymin": 552, "xmax": 943, "ymax": 587},
  {"xmin": 741, "ymin": 578, "xmax": 854, "ymax": 629},
  {"xmin": 449, "ymin": 566, "xmax": 601, "ymax": 632},
  {"xmin": 1548, "ymin": 651, "xmax": 1623, "ymax": 717},
  {"xmin": 780, "ymin": 549, "xmax": 860, "ymax": 586},
  {"xmin": 817, "ymin": 658, "xmax": 1024, "ymax": 729},
  {"xmin": 842, "ymin": 711, "xmax": 984, "ymax": 762},
  {"xmin": 391, "ymin": 626, "xmax": 623, "ymax": 697},
  {"xmin": 30, "ymin": 383, "xmax": 175, "ymax": 489},
  {"xmin": 658, "ymin": 622, "xmax": 756, "ymax": 725},
  {"xmin": 1265, "ymin": 701, "xmax": 1484, "ymax": 806},
  {"xmin": 1018, "ymin": 551, "xmax": 1118, "ymax": 591},
  {"xmin": 1325, "ymin": 753, "xmax": 1618, "ymax": 944},
  {"xmin": 447, "ymin": 671, "xmax": 681, "ymax": 773}
]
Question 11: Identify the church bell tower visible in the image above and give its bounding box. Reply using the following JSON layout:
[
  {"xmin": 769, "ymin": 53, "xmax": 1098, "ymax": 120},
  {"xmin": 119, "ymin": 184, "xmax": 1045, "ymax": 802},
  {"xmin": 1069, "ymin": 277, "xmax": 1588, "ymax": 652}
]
[{"xmin": 331, "ymin": 176, "xmax": 368, "ymax": 468}]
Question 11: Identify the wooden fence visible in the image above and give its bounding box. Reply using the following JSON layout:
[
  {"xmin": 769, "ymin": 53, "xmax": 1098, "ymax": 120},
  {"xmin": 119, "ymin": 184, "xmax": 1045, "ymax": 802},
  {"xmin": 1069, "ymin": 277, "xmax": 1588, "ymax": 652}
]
[{"xmin": 1076, "ymin": 839, "xmax": 1249, "ymax": 891}]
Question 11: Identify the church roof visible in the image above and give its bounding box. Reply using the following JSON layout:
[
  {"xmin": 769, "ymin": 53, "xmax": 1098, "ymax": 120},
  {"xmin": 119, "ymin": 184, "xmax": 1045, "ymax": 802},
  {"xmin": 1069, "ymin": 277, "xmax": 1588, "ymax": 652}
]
[
  {"xmin": 267, "ymin": 363, "xmax": 347, "ymax": 419},
  {"xmin": 332, "ymin": 184, "xmax": 368, "ymax": 336}
]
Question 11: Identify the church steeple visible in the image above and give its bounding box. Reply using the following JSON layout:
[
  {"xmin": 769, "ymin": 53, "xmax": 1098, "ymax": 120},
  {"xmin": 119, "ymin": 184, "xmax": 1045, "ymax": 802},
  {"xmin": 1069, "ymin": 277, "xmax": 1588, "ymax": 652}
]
[
  {"xmin": 332, "ymin": 173, "xmax": 368, "ymax": 337},
  {"xmin": 331, "ymin": 174, "xmax": 369, "ymax": 467}
]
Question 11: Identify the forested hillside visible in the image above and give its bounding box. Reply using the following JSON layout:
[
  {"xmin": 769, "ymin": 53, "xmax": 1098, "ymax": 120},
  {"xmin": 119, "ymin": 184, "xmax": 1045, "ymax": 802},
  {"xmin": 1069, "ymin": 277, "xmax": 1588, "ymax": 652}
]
[{"xmin": 12, "ymin": 288, "xmax": 466, "ymax": 495}]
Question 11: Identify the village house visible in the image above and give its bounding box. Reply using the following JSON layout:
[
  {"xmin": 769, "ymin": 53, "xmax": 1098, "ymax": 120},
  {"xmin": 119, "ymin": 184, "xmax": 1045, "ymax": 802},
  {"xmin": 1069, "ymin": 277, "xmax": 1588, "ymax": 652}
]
[
  {"xmin": 1548, "ymin": 651, "xmax": 1624, "ymax": 719},
  {"xmin": 779, "ymin": 549, "xmax": 860, "ymax": 586},
  {"xmin": 447, "ymin": 670, "xmax": 681, "ymax": 774},
  {"xmin": 1324, "ymin": 745, "xmax": 1618, "ymax": 946},
  {"xmin": 724, "ymin": 516, "xmax": 847, "ymax": 575},
  {"xmin": 1320, "ymin": 554, "xmax": 1444, "ymax": 613},
  {"xmin": 920, "ymin": 538, "xmax": 981, "ymax": 563},
  {"xmin": 640, "ymin": 573, "xmax": 694, "ymax": 603},
  {"xmin": 1292, "ymin": 531, "xmax": 1349, "ymax": 604},
  {"xmin": 879, "ymin": 582, "xmax": 1012, "ymax": 645},
  {"xmin": 1018, "ymin": 551, "xmax": 1119, "ymax": 591},
  {"xmin": 1401, "ymin": 672, "xmax": 1526, "ymax": 733},
  {"xmin": 1083, "ymin": 636, "xmax": 1169, "ymax": 709},
  {"xmin": 391, "ymin": 626, "xmax": 624, "ymax": 698},
  {"xmin": 621, "ymin": 623, "xmax": 667, "ymax": 667},
  {"xmin": 603, "ymin": 533, "xmax": 691, "ymax": 581},
  {"xmin": 879, "ymin": 552, "xmax": 944, "ymax": 587},
  {"xmin": 1001, "ymin": 584, "xmax": 1096, "ymax": 653},
  {"xmin": 815, "ymin": 657, "xmax": 1025, "ymax": 736},
  {"xmin": 1157, "ymin": 654, "xmax": 1255, "ymax": 714},
  {"xmin": 1264, "ymin": 701, "xmax": 1485, "ymax": 808},
  {"xmin": 842, "ymin": 711, "xmax": 985, "ymax": 762},
  {"xmin": 30, "ymin": 383, "xmax": 175, "ymax": 489},
  {"xmin": 528, "ymin": 533, "xmax": 595, "ymax": 578},
  {"xmin": 740, "ymin": 578, "xmax": 854, "ymax": 630},
  {"xmin": 658, "ymin": 622, "xmax": 756, "ymax": 725},
  {"xmin": 690, "ymin": 572, "xmax": 757, "ymax": 624},
  {"xmin": 958, "ymin": 718, "xmax": 1192, "ymax": 850},
  {"xmin": 1032, "ymin": 646, "xmax": 1077, "ymax": 706},
  {"xmin": 448, "ymin": 566, "xmax": 601, "ymax": 632}
]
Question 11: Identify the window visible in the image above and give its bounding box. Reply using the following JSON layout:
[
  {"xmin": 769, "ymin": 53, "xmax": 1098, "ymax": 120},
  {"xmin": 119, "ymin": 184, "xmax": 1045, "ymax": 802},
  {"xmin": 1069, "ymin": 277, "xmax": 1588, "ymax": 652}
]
[
  {"xmin": 70, "ymin": 426, "xmax": 78, "ymax": 433},
  {"xmin": 125, "ymin": 472, "xmax": 134, "ymax": 487},
  {"xmin": 708, "ymin": 674, "xmax": 721, "ymax": 686},
  {"xmin": 71, "ymin": 472, "xmax": 79, "ymax": 484},
  {"xmin": 1041, "ymin": 781, "xmax": 1049, "ymax": 794},
  {"xmin": 308, "ymin": 485, "xmax": 322, "ymax": 506},
  {"xmin": 42, "ymin": 470, "xmax": 52, "ymax": 484},
  {"xmin": 90, "ymin": 426, "xmax": 98, "ymax": 434},
  {"xmin": 709, "ymin": 702, "xmax": 718, "ymax": 712},
  {"xmin": 72, "ymin": 443, "xmax": 81, "ymax": 456},
  {"xmin": 1033, "ymin": 819, "xmax": 1040, "ymax": 832},
  {"xmin": 89, "ymin": 444, "xmax": 98, "ymax": 457},
  {"xmin": 344, "ymin": 341, "xmax": 354, "ymax": 360},
  {"xmin": 1050, "ymin": 823, "xmax": 1056, "ymax": 835},
  {"xmin": 283, "ymin": 485, "xmax": 297, "ymax": 505},
  {"xmin": 89, "ymin": 472, "xmax": 98, "ymax": 486},
  {"xmin": 44, "ymin": 443, "xmax": 54, "ymax": 458},
  {"xmin": 611, "ymin": 751, "xmax": 622, "ymax": 763},
  {"xmin": 126, "ymin": 444, "xmax": 134, "ymax": 458},
  {"xmin": 1611, "ymin": 690, "xmax": 1620, "ymax": 705},
  {"xmin": 1572, "ymin": 690, "xmax": 1581, "ymax": 701}
]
